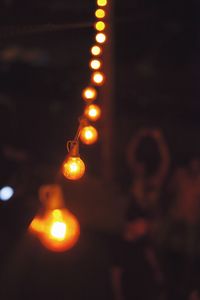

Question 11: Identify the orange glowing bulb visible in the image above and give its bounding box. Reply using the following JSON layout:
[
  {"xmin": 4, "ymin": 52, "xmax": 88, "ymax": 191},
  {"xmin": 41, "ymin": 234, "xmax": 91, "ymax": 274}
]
[
  {"xmin": 95, "ymin": 32, "xmax": 106, "ymax": 44},
  {"xmin": 91, "ymin": 71, "xmax": 105, "ymax": 86},
  {"xmin": 62, "ymin": 156, "xmax": 85, "ymax": 180},
  {"xmin": 80, "ymin": 126, "xmax": 98, "ymax": 145},
  {"xmin": 97, "ymin": 0, "xmax": 107, "ymax": 7},
  {"xmin": 95, "ymin": 8, "xmax": 106, "ymax": 19},
  {"xmin": 34, "ymin": 209, "xmax": 80, "ymax": 252},
  {"xmin": 84, "ymin": 104, "xmax": 101, "ymax": 121},
  {"xmin": 82, "ymin": 86, "xmax": 97, "ymax": 102},
  {"xmin": 95, "ymin": 21, "xmax": 106, "ymax": 31},
  {"xmin": 91, "ymin": 45, "xmax": 102, "ymax": 56},
  {"xmin": 89, "ymin": 59, "xmax": 101, "ymax": 70}
]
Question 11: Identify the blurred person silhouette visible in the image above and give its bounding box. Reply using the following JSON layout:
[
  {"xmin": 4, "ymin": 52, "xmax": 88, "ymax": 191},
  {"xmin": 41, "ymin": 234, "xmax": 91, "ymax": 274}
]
[
  {"xmin": 160, "ymin": 156, "xmax": 200, "ymax": 300},
  {"xmin": 111, "ymin": 128, "xmax": 169, "ymax": 300}
]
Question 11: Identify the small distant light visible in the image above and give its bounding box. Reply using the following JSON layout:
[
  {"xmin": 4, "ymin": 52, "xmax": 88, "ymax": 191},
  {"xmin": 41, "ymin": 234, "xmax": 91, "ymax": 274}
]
[{"xmin": 0, "ymin": 186, "xmax": 14, "ymax": 201}]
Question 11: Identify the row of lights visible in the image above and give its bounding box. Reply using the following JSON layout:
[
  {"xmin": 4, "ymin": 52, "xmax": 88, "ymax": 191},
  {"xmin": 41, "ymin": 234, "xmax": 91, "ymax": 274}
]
[
  {"xmin": 62, "ymin": 0, "xmax": 108, "ymax": 181},
  {"xmin": 28, "ymin": 0, "xmax": 109, "ymax": 252}
]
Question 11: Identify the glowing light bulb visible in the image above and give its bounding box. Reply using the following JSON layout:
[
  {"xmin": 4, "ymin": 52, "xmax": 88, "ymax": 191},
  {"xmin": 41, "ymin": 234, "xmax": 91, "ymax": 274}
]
[
  {"xmin": 84, "ymin": 104, "xmax": 101, "ymax": 121},
  {"xmin": 30, "ymin": 209, "xmax": 80, "ymax": 252},
  {"xmin": 97, "ymin": 0, "xmax": 107, "ymax": 7},
  {"xmin": 91, "ymin": 45, "xmax": 102, "ymax": 56},
  {"xmin": 95, "ymin": 21, "xmax": 106, "ymax": 31},
  {"xmin": 89, "ymin": 59, "xmax": 101, "ymax": 70},
  {"xmin": 80, "ymin": 126, "xmax": 98, "ymax": 145},
  {"xmin": 82, "ymin": 86, "xmax": 97, "ymax": 102},
  {"xmin": 91, "ymin": 71, "xmax": 105, "ymax": 86},
  {"xmin": 95, "ymin": 8, "xmax": 106, "ymax": 19},
  {"xmin": 62, "ymin": 156, "xmax": 85, "ymax": 180},
  {"xmin": 0, "ymin": 186, "xmax": 14, "ymax": 201},
  {"xmin": 95, "ymin": 32, "xmax": 106, "ymax": 44}
]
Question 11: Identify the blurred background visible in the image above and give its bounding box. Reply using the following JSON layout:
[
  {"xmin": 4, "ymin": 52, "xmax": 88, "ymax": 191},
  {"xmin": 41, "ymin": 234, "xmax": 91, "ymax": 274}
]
[{"xmin": 0, "ymin": 0, "xmax": 200, "ymax": 299}]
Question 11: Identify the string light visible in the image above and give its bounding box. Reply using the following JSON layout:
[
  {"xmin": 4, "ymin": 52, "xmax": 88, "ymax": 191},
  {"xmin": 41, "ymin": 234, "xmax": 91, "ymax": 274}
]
[
  {"xmin": 95, "ymin": 32, "xmax": 106, "ymax": 44},
  {"xmin": 95, "ymin": 8, "xmax": 106, "ymax": 19},
  {"xmin": 89, "ymin": 58, "xmax": 102, "ymax": 70},
  {"xmin": 91, "ymin": 71, "xmax": 105, "ymax": 85},
  {"xmin": 80, "ymin": 125, "xmax": 98, "ymax": 145},
  {"xmin": 84, "ymin": 104, "xmax": 101, "ymax": 121},
  {"xmin": 82, "ymin": 86, "xmax": 97, "ymax": 102},
  {"xmin": 97, "ymin": 0, "xmax": 107, "ymax": 7},
  {"xmin": 91, "ymin": 45, "xmax": 102, "ymax": 56},
  {"xmin": 95, "ymin": 21, "xmax": 106, "ymax": 31}
]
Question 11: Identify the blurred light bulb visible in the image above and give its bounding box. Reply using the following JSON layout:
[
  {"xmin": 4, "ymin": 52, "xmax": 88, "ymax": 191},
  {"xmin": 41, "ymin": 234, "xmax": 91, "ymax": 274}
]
[
  {"xmin": 30, "ymin": 209, "xmax": 80, "ymax": 252},
  {"xmin": 84, "ymin": 104, "xmax": 101, "ymax": 121},
  {"xmin": 82, "ymin": 86, "xmax": 97, "ymax": 102},
  {"xmin": 80, "ymin": 126, "xmax": 98, "ymax": 145},
  {"xmin": 91, "ymin": 45, "xmax": 102, "ymax": 56},
  {"xmin": 62, "ymin": 156, "xmax": 85, "ymax": 180},
  {"xmin": 95, "ymin": 21, "xmax": 106, "ymax": 31},
  {"xmin": 95, "ymin": 33, "xmax": 106, "ymax": 44},
  {"xmin": 91, "ymin": 71, "xmax": 105, "ymax": 86},
  {"xmin": 95, "ymin": 8, "xmax": 106, "ymax": 19},
  {"xmin": 97, "ymin": 0, "xmax": 107, "ymax": 7},
  {"xmin": 89, "ymin": 59, "xmax": 101, "ymax": 70},
  {"xmin": 0, "ymin": 186, "xmax": 14, "ymax": 201}
]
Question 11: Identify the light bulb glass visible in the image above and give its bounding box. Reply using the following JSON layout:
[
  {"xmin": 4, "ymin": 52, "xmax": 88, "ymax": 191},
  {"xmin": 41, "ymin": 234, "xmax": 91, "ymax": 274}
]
[
  {"xmin": 95, "ymin": 21, "xmax": 106, "ymax": 31},
  {"xmin": 84, "ymin": 104, "xmax": 101, "ymax": 121},
  {"xmin": 95, "ymin": 33, "xmax": 106, "ymax": 44},
  {"xmin": 62, "ymin": 156, "xmax": 85, "ymax": 180},
  {"xmin": 95, "ymin": 8, "xmax": 106, "ymax": 18},
  {"xmin": 0, "ymin": 186, "xmax": 14, "ymax": 201},
  {"xmin": 80, "ymin": 126, "xmax": 98, "ymax": 145},
  {"xmin": 89, "ymin": 59, "xmax": 101, "ymax": 70},
  {"xmin": 91, "ymin": 71, "xmax": 105, "ymax": 86},
  {"xmin": 82, "ymin": 86, "xmax": 97, "ymax": 102},
  {"xmin": 91, "ymin": 45, "xmax": 102, "ymax": 56},
  {"xmin": 97, "ymin": 0, "xmax": 107, "ymax": 7}
]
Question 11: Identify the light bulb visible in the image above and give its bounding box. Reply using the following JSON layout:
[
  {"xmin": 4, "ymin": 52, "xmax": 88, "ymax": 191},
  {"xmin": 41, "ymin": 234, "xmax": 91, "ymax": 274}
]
[
  {"xmin": 62, "ymin": 156, "xmax": 85, "ymax": 180},
  {"xmin": 82, "ymin": 86, "xmax": 97, "ymax": 102},
  {"xmin": 30, "ymin": 209, "xmax": 80, "ymax": 252},
  {"xmin": 91, "ymin": 71, "xmax": 105, "ymax": 86},
  {"xmin": 0, "ymin": 186, "xmax": 14, "ymax": 201},
  {"xmin": 95, "ymin": 21, "xmax": 106, "ymax": 31},
  {"xmin": 95, "ymin": 33, "xmax": 106, "ymax": 44},
  {"xmin": 84, "ymin": 104, "xmax": 101, "ymax": 121},
  {"xmin": 91, "ymin": 45, "xmax": 102, "ymax": 56},
  {"xmin": 80, "ymin": 126, "xmax": 98, "ymax": 145},
  {"xmin": 97, "ymin": 0, "xmax": 107, "ymax": 7},
  {"xmin": 89, "ymin": 59, "xmax": 101, "ymax": 70},
  {"xmin": 95, "ymin": 8, "xmax": 106, "ymax": 19}
]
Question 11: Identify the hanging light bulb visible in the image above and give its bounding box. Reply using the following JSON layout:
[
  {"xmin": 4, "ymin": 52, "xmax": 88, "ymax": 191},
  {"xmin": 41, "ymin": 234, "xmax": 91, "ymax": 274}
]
[
  {"xmin": 91, "ymin": 71, "xmax": 105, "ymax": 86},
  {"xmin": 84, "ymin": 104, "xmax": 101, "ymax": 121},
  {"xmin": 29, "ymin": 185, "xmax": 80, "ymax": 252},
  {"xmin": 30, "ymin": 209, "xmax": 80, "ymax": 252},
  {"xmin": 62, "ymin": 156, "xmax": 85, "ymax": 180},
  {"xmin": 95, "ymin": 21, "xmax": 106, "ymax": 31},
  {"xmin": 80, "ymin": 126, "xmax": 98, "ymax": 145},
  {"xmin": 91, "ymin": 45, "xmax": 102, "ymax": 56},
  {"xmin": 95, "ymin": 8, "xmax": 106, "ymax": 19},
  {"xmin": 89, "ymin": 58, "xmax": 102, "ymax": 70},
  {"xmin": 97, "ymin": 0, "xmax": 107, "ymax": 7},
  {"xmin": 95, "ymin": 32, "xmax": 106, "ymax": 44},
  {"xmin": 82, "ymin": 86, "xmax": 97, "ymax": 102}
]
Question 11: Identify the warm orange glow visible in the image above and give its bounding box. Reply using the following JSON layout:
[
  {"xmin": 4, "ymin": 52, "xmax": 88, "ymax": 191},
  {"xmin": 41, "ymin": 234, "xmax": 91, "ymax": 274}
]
[
  {"xmin": 91, "ymin": 45, "xmax": 102, "ymax": 56},
  {"xmin": 95, "ymin": 8, "xmax": 106, "ymax": 19},
  {"xmin": 95, "ymin": 33, "xmax": 106, "ymax": 44},
  {"xmin": 80, "ymin": 126, "xmax": 98, "ymax": 145},
  {"xmin": 29, "ymin": 217, "xmax": 44, "ymax": 234},
  {"xmin": 62, "ymin": 156, "xmax": 85, "ymax": 180},
  {"xmin": 95, "ymin": 21, "xmax": 106, "ymax": 31},
  {"xmin": 84, "ymin": 104, "xmax": 101, "ymax": 121},
  {"xmin": 30, "ymin": 209, "xmax": 80, "ymax": 252},
  {"xmin": 97, "ymin": 0, "xmax": 107, "ymax": 7},
  {"xmin": 89, "ymin": 59, "xmax": 101, "ymax": 70},
  {"xmin": 82, "ymin": 86, "xmax": 97, "ymax": 102},
  {"xmin": 91, "ymin": 71, "xmax": 105, "ymax": 86}
]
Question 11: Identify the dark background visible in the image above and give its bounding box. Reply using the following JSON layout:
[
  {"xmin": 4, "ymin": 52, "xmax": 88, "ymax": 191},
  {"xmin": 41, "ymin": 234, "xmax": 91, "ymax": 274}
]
[{"xmin": 0, "ymin": 0, "xmax": 200, "ymax": 299}]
